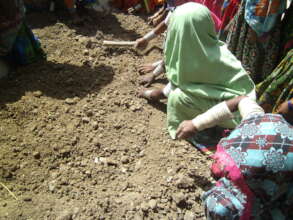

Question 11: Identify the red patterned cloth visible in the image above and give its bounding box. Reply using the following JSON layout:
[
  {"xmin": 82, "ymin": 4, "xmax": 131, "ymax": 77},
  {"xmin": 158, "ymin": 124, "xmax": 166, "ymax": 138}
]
[
  {"xmin": 203, "ymin": 114, "xmax": 293, "ymax": 219},
  {"xmin": 219, "ymin": 0, "xmax": 240, "ymax": 32}
]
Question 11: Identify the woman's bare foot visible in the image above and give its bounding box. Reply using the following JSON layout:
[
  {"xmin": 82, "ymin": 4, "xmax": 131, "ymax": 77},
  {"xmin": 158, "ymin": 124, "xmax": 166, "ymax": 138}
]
[{"xmin": 138, "ymin": 88, "xmax": 165, "ymax": 101}]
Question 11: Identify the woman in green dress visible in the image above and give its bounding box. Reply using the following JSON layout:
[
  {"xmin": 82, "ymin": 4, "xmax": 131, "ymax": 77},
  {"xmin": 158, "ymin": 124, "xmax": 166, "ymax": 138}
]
[{"xmin": 139, "ymin": 2, "xmax": 255, "ymax": 140}]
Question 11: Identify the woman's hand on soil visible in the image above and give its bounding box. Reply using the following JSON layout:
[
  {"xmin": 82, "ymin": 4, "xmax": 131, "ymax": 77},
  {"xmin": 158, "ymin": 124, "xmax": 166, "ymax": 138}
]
[
  {"xmin": 135, "ymin": 38, "xmax": 148, "ymax": 50},
  {"xmin": 176, "ymin": 120, "xmax": 197, "ymax": 140},
  {"xmin": 138, "ymin": 63, "xmax": 156, "ymax": 74},
  {"xmin": 139, "ymin": 74, "xmax": 156, "ymax": 87}
]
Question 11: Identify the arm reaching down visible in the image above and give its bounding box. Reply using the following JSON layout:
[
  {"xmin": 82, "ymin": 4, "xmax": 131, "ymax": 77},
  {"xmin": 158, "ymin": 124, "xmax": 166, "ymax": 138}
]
[
  {"xmin": 176, "ymin": 96, "xmax": 265, "ymax": 140},
  {"xmin": 135, "ymin": 18, "xmax": 168, "ymax": 50}
]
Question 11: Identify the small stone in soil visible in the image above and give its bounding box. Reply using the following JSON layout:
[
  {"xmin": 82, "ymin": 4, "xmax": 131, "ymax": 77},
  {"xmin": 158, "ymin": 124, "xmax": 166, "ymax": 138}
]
[
  {"xmin": 93, "ymin": 138, "xmax": 101, "ymax": 147},
  {"xmin": 83, "ymin": 49, "xmax": 89, "ymax": 56},
  {"xmin": 56, "ymin": 210, "xmax": 73, "ymax": 220},
  {"xmin": 65, "ymin": 98, "xmax": 76, "ymax": 105},
  {"xmin": 184, "ymin": 210, "xmax": 195, "ymax": 220},
  {"xmin": 140, "ymin": 202, "xmax": 149, "ymax": 212},
  {"xmin": 121, "ymin": 156, "xmax": 129, "ymax": 164},
  {"xmin": 33, "ymin": 151, "xmax": 41, "ymax": 159},
  {"xmin": 172, "ymin": 192, "xmax": 186, "ymax": 205},
  {"xmin": 48, "ymin": 180, "xmax": 57, "ymax": 192},
  {"xmin": 92, "ymin": 121, "xmax": 99, "ymax": 130},
  {"xmin": 148, "ymin": 199, "xmax": 157, "ymax": 210},
  {"xmin": 23, "ymin": 196, "xmax": 32, "ymax": 202},
  {"xmin": 33, "ymin": 91, "xmax": 42, "ymax": 97},
  {"xmin": 106, "ymin": 159, "xmax": 118, "ymax": 166},
  {"xmin": 175, "ymin": 174, "xmax": 194, "ymax": 189},
  {"xmin": 82, "ymin": 117, "xmax": 90, "ymax": 123}
]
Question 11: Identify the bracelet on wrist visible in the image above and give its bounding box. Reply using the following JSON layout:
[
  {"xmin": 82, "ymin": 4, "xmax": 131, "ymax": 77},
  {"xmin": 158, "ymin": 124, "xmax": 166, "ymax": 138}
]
[
  {"xmin": 288, "ymin": 100, "xmax": 293, "ymax": 111},
  {"xmin": 143, "ymin": 30, "xmax": 157, "ymax": 41}
]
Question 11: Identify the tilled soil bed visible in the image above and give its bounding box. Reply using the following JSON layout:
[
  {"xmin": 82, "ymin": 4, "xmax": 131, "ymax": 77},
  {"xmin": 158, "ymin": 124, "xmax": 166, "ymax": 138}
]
[{"xmin": 0, "ymin": 10, "xmax": 213, "ymax": 220}]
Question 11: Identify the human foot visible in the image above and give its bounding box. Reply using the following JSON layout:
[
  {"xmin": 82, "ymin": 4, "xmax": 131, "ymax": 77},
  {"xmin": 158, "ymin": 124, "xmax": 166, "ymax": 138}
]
[{"xmin": 138, "ymin": 89, "xmax": 165, "ymax": 101}]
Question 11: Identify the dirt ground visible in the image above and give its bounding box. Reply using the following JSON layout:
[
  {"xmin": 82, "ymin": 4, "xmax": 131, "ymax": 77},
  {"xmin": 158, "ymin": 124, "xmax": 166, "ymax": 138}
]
[{"xmin": 0, "ymin": 10, "xmax": 213, "ymax": 220}]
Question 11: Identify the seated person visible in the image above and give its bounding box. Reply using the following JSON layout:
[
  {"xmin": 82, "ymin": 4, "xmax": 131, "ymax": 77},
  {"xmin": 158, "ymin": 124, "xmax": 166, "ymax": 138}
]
[
  {"xmin": 0, "ymin": 0, "xmax": 45, "ymax": 76},
  {"xmin": 62, "ymin": 0, "xmax": 112, "ymax": 23},
  {"xmin": 135, "ymin": 0, "xmax": 221, "ymax": 86},
  {"xmin": 188, "ymin": 96, "xmax": 293, "ymax": 219},
  {"xmin": 139, "ymin": 2, "xmax": 255, "ymax": 140}
]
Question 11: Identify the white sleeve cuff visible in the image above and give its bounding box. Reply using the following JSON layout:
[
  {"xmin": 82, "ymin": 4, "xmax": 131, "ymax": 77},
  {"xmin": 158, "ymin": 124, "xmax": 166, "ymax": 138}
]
[
  {"xmin": 143, "ymin": 30, "xmax": 157, "ymax": 41},
  {"xmin": 164, "ymin": 11, "xmax": 172, "ymax": 25},
  {"xmin": 152, "ymin": 62, "xmax": 164, "ymax": 76},
  {"xmin": 151, "ymin": 60, "xmax": 163, "ymax": 67},
  {"xmin": 238, "ymin": 97, "xmax": 264, "ymax": 120},
  {"xmin": 163, "ymin": 82, "xmax": 172, "ymax": 97},
  {"xmin": 192, "ymin": 102, "xmax": 234, "ymax": 131}
]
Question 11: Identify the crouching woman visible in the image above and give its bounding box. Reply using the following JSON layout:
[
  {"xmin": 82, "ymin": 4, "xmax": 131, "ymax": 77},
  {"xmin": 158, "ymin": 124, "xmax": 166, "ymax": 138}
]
[
  {"xmin": 185, "ymin": 96, "xmax": 293, "ymax": 219},
  {"xmin": 139, "ymin": 3, "xmax": 255, "ymax": 139}
]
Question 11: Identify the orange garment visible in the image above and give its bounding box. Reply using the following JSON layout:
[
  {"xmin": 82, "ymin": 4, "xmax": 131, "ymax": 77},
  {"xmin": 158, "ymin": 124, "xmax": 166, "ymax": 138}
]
[
  {"xmin": 146, "ymin": 0, "xmax": 165, "ymax": 12},
  {"xmin": 152, "ymin": 0, "xmax": 165, "ymax": 5},
  {"xmin": 64, "ymin": 0, "xmax": 75, "ymax": 9}
]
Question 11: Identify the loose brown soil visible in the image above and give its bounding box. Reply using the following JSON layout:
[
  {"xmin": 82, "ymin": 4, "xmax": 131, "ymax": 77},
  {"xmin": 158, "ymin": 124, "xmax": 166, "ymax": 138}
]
[{"xmin": 0, "ymin": 10, "xmax": 212, "ymax": 220}]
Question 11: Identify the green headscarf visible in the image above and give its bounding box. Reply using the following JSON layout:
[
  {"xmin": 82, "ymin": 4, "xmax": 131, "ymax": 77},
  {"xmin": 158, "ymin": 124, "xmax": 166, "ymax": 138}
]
[{"xmin": 164, "ymin": 2, "xmax": 255, "ymax": 100}]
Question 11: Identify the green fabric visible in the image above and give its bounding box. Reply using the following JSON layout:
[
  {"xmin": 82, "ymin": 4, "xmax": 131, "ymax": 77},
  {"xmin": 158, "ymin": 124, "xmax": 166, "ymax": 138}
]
[
  {"xmin": 164, "ymin": 3, "xmax": 255, "ymax": 139},
  {"xmin": 11, "ymin": 22, "xmax": 46, "ymax": 65},
  {"xmin": 167, "ymin": 88, "xmax": 242, "ymax": 139},
  {"xmin": 256, "ymin": 49, "xmax": 293, "ymax": 113}
]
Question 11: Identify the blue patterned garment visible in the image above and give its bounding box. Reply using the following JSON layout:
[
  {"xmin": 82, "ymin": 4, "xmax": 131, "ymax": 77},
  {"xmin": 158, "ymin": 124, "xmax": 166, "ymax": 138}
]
[
  {"xmin": 244, "ymin": 0, "xmax": 286, "ymax": 36},
  {"xmin": 203, "ymin": 114, "xmax": 293, "ymax": 220},
  {"xmin": 203, "ymin": 178, "xmax": 247, "ymax": 220}
]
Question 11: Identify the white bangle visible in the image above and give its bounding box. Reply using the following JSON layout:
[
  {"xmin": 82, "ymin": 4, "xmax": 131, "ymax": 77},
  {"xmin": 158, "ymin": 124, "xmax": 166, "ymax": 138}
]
[
  {"xmin": 238, "ymin": 97, "xmax": 264, "ymax": 120},
  {"xmin": 151, "ymin": 60, "xmax": 163, "ymax": 67},
  {"xmin": 143, "ymin": 30, "xmax": 157, "ymax": 41},
  {"xmin": 162, "ymin": 82, "xmax": 172, "ymax": 97},
  {"xmin": 152, "ymin": 63, "xmax": 164, "ymax": 76},
  {"xmin": 192, "ymin": 102, "xmax": 234, "ymax": 131},
  {"xmin": 164, "ymin": 12, "xmax": 172, "ymax": 25}
]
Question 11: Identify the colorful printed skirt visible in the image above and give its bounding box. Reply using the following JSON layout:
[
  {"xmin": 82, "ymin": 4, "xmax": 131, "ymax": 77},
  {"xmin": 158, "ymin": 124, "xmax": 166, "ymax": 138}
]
[
  {"xmin": 226, "ymin": 2, "xmax": 281, "ymax": 84},
  {"xmin": 257, "ymin": 49, "xmax": 293, "ymax": 113},
  {"xmin": 280, "ymin": 2, "xmax": 293, "ymax": 58}
]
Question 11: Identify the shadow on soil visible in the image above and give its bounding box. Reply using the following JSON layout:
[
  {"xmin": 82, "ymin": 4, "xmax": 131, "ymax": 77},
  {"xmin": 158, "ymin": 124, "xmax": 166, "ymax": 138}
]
[
  {"xmin": 0, "ymin": 60, "xmax": 114, "ymax": 108},
  {"xmin": 27, "ymin": 9, "xmax": 142, "ymax": 40},
  {"xmin": 148, "ymin": 100, "xmax": 167, "ymax": 113}
]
